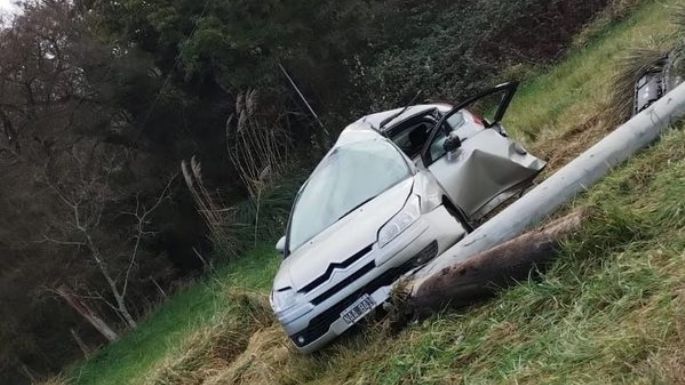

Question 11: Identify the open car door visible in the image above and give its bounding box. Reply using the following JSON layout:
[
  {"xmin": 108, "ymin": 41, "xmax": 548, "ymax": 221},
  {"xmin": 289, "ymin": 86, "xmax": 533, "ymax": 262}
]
[{"xmin": 420, "ymin": 82, "xmax": 546, "ymax": 222}]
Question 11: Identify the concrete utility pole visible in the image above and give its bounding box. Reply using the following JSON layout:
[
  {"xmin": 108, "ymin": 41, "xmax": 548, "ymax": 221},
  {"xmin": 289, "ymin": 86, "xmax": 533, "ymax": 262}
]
[{"xmin": 409, "ymin": 81, "xmax": 685, "ymax": 303}]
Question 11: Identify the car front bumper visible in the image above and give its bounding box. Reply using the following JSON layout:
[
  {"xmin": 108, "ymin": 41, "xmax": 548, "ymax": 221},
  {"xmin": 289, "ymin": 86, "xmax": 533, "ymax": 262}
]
[{"xmin": 275, "ymin": 205, "xmax": 464, "ymax": 353}]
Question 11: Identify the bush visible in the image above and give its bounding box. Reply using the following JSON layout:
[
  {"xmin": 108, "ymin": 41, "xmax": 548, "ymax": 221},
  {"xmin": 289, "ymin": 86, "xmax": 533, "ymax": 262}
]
[{"xmin": 357, "ymin": 0, "xmax": 612, "ymax": 110}]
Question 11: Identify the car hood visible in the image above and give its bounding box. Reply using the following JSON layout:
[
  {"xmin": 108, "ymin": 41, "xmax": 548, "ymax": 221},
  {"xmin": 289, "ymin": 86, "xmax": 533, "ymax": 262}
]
[{"xmin": 273, "ymin": 177, "xmax": 414, "ymax": 292}]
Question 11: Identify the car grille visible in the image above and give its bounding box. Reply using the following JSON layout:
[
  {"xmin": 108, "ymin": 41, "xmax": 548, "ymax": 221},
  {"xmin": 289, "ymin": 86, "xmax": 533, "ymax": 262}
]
[
  {"xmin": 312, "ymin": 262, "xmax": 376, "ymax": 305},
  {"xmin": 291, "ymin": 241, "xmax": 438, "ymax": 348},
  {"xmin": 299, "ymin": 244, "xmax": 373, "ymax": 293}
]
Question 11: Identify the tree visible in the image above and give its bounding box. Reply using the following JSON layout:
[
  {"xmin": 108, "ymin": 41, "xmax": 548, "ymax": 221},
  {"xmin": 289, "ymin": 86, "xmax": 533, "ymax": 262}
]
[
  {"xmin": 0, "ymin": 1, "xmax": 181, "ymax": 380},
  {"xmin": 42, "ymin": 146, "xmax": 176, "ymax": 330}
]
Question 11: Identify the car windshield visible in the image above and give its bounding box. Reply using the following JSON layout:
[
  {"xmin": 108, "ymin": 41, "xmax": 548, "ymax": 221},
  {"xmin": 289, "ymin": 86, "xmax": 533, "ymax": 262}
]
[{"xmin": 288, "ymin": 139, "xmax": 411, "ymax": 251}]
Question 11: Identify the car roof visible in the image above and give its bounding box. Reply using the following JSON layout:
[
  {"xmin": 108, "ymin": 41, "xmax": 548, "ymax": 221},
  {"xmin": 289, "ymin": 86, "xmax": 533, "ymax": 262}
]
[
  {"xmin": 359, "ymin": 104, "xmax": 452, "ymax": 132},
  {"xmin": 335, "ymin": 104, "xmax": 452, "ymax": 147}
]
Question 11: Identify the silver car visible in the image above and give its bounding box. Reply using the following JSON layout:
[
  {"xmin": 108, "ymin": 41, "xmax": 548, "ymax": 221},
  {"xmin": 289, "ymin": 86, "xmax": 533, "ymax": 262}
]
[{"xmin": 270, "ymin": 82, "xmax": 546, "ymax": 353}]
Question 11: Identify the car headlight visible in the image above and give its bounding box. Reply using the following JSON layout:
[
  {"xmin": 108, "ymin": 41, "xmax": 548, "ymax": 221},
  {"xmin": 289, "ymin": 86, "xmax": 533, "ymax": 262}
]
[
  {"xmin": 270, "ymin": 288, "xmax": 300, "ymax": 314},
  {"xmin": 377, "ymin": 195, "xmax": 420, "ymax": 247}
]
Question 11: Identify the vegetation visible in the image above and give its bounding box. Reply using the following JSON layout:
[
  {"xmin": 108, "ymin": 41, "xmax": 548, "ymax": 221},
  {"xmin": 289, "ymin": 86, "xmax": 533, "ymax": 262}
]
[
  {"xmin": 1, "ymin": 0, "xmax": 680, "ymax": 383},
  {"xmin": 27, "ymin": 0, "xmax": 685, "ymax": 384}
]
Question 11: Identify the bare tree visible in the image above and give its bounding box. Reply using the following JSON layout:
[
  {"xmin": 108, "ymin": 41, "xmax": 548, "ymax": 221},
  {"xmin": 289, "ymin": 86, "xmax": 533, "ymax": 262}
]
[
  {"xmin": 42, "ymin": 155, "xmax": 176, "ymax": 330},
  {"xmin": 0, "ymin": 1, "xmax": 179, "ymax": 348},
  {"xmin": 55, "ymin": 285, "xmax": 119, "ymax": 342}
]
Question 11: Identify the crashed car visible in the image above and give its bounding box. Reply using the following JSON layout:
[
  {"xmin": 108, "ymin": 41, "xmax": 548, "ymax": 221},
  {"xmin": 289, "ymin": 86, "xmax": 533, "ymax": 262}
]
[{"xmin": 270, "ymin": 82, "xmax": 546, "ymax": 353}]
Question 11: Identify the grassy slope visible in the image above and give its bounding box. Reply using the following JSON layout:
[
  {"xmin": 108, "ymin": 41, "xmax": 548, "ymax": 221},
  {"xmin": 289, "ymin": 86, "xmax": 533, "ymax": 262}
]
[
  {"xmin": 507, "ymin": 0, "xmax": 676, "ymax": 141},
  {"xmin": 68, "ymin": 246, "xmax": 280, "ymax": 385},
  {"xmin": 62, "ymin": 1, "xmax": 685, "ymax": 384}
]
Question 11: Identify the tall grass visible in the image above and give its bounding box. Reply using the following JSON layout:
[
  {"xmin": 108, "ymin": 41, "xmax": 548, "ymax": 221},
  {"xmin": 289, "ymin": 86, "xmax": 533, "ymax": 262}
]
[
  {"xmin": 227, "ymin": 169, "xmax": 308, "ymax": 252},
  {"xmin": 182, "ymin": 154, "xmax": 308, "ymax": 262}
]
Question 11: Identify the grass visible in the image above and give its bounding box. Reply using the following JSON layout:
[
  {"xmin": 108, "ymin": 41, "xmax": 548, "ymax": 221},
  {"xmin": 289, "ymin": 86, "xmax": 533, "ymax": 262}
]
[
  {"xmin": 67, "ymin": 245, "xmax": 280, "ymax": 385},
  {"xmin": 51, "ymin": 0, "xmax": 685, "ymax": 384},
  {"xmin": 346, "ymin": 131, "xmax": 685, "ymax": 385},
  {"xmin": 507, "ymin": 0, "xmax": 678, "ymax": 141}
]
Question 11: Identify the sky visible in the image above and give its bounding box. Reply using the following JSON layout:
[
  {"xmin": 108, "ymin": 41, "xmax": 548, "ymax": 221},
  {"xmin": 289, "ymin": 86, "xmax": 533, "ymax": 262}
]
[{"xmin": 0, "ymin": 0, "xmax": 20, "ymax": 16}]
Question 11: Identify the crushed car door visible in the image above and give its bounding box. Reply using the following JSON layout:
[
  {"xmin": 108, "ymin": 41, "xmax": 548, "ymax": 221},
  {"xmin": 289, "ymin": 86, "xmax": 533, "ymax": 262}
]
[{"xmin": 420, "ymin": 82, "xmax": 546, "ymax": 221}]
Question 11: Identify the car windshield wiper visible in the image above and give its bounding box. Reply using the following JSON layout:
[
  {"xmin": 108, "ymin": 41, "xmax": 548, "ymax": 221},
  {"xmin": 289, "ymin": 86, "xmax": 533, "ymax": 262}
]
[
  {"xmin": 339, "ymin": 195, "xmax": 378, "ymax": 220},
  {"xmin": 377, "ymin": 91, "xmax": 423, "ymax": 131}
]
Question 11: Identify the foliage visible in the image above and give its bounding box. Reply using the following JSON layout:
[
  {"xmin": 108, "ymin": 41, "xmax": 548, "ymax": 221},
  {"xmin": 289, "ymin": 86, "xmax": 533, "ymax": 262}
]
[
  {"xmin": 357, "ymin": 0, "xmax": 612, "ymax": 110},
  {"xmin": 0, "ymin": 2, "xmax": 184, "ymax": 382},
  {"xmin": 0, "ymin": 0, "xmax": 645, "ymax": 383},
  {"xmin": 181, "ymin": 155, "xmax": 307, "ymax": 261},
  {"xmin": 40, "ymin": 1, "xmax": 685, "ymax": 384}
]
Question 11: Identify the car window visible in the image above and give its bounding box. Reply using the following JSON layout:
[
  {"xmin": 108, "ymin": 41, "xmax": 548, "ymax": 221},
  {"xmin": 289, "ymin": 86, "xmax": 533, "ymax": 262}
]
[
  {"xmin": 288, "ymin": 139, "xmax": 411, "ymax": 251},
  {"xmin": 429, "ymin": 111, "xmax": 465, "ymax": 162},
  {"xmin": 391, "ymin": 121, "xmax": 433, "ymax": 159}
]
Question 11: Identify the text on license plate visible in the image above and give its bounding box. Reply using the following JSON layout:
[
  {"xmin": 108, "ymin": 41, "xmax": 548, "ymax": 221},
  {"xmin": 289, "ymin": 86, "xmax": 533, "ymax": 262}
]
[{"xmin": 341, "ymin": 294, "xmax": 376, "ymax": 325}]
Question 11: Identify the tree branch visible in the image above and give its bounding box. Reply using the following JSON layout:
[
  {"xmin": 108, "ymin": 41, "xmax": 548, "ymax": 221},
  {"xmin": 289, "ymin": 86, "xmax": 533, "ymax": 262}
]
[{"xmin": 121, "ymin": 174, "xmax": 176, "ymax": 298}]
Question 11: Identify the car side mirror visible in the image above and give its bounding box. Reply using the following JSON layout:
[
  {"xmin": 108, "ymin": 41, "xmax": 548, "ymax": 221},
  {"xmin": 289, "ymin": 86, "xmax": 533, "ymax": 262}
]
[
  {"xmin": 275, "ymin": 236, "xmax": 286, "ymax": 256},
  {"xmin": 443, "ymin": 132, "xmax": 462, "ymax": 153}
]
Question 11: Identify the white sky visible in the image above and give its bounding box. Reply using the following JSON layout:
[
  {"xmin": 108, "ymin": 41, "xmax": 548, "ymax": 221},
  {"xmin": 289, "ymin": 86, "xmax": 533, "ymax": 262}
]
[
  {"xmin": 0, "ymin": 0, "xmax": 20, "ymax": 26},
  {"xmin": 0, "ymin": 0, "xmax": 20, "ymax": 15}
]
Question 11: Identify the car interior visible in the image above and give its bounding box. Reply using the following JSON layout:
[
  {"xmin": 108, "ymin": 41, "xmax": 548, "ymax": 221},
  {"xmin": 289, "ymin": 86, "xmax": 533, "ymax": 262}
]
[
  {"xmin": 388, "ymin": 111, "xmax": 469, "ymax": 163},
  {"xmin": 391, "ymin": 119, "xmax": 434, "ymax": 160}
]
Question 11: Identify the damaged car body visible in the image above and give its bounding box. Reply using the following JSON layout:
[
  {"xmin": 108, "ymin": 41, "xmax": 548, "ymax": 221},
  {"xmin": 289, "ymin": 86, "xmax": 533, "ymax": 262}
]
[
  {"xmin": 270, "ymin": 82, "xmax": 547, "ymax": 353},
  {"xmin": 633, "ymin": 50, "xmax": 685, "ymax": 115}
]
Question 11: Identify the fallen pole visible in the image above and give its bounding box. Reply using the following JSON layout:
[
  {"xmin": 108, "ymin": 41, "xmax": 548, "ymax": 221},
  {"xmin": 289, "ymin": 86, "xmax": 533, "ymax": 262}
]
[
  {"xmin": 409, "ymin": 81, "xmax": 685, "ymax": 300},
  {"xmin": 407, "ymin": 209, "xmax": 587, "ymax": 313}
]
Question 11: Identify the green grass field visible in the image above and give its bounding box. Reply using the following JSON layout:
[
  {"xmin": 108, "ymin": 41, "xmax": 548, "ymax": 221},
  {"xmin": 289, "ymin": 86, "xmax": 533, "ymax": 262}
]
[{"xmin": 51, "ymin": 1, "xmax": 685, "ymax": 384}]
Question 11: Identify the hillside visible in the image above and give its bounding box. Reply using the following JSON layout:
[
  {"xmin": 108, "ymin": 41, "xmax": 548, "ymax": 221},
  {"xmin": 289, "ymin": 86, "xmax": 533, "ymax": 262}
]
[{"xmin": 50, "ymin": 1, "xmax": 685, "ymax": 384}]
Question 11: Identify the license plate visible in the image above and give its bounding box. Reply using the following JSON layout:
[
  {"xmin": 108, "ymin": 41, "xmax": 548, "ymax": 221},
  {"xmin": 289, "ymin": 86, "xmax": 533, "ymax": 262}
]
[{"xmin": 341, "ymin": 294, "xmax": 376, "ymax": 325}]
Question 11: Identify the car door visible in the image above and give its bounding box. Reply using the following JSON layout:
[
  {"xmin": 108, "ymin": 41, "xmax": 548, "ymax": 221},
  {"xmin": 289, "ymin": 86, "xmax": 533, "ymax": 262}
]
[{"xmin": 420, "ymin": 82, "xmax": 546, "ymax": 221}]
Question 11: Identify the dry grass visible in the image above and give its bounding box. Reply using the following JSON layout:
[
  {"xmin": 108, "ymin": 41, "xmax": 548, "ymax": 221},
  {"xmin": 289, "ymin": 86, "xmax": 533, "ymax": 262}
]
[
  {"xmin": 143, "ymin": 319, "xmax": 249, "ymax": 385},
  {"xmin": 143, "ymin": 289, "xmax": 276, "ymax": 385},
  {"xmin": 140, "ymin": 287, "xmax": 311, "ymax": 385},
  {"xmin": 639, "ymin": 289, "xmax": 685, "ymax": 385},
  {"xmin": 606, "ymin": 47, "xmax": 670, "ymax": 125},
  {"xmin": 531, "ymin": 111, "xmax": 608, "ymax": 175},
  {"xmin": 181, "ymin": 156, "xmax": 239, "ymax": 260},
  {"xmin": 202, "ymin": 326, "xmax": 292, "ymax": 385}
]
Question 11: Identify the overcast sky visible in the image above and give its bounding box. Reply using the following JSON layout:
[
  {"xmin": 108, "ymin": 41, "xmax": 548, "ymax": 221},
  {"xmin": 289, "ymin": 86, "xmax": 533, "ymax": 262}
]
[{"xmin": 0, "ymin": 0, "xmax": 20, "ymax": 15}]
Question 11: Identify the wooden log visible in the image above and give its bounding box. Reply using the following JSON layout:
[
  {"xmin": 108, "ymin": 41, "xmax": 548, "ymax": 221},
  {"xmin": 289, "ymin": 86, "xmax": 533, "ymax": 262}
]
[
  {"xmin": 56, "ymin": 285, "xmax": 119, "ymax": 342},
  {"xmin": 404, "ymin": 209, "xmax": 587, "ymax": 314}
]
